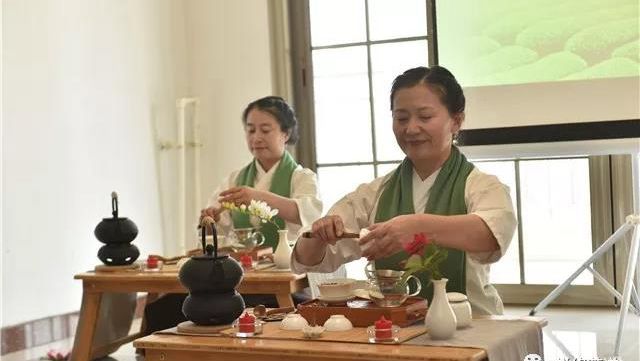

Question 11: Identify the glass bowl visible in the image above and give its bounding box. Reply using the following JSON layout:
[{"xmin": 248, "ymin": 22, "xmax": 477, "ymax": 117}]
[
  {"xmin": 366, "ymin": 325, "xmax": 401, "ymax": 343},
  {"xmin": 231, "ymin": 319, "xmax": 264, "ymax": 337}
]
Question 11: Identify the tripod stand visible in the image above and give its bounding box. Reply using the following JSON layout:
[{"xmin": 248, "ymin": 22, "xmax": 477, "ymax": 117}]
[{"xmin": 530, "ymin": 214, "xmax": 640, "ymax": 356}]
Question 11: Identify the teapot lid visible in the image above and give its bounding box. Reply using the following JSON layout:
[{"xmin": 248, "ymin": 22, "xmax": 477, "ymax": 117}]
[{"xmin": 446, "ymin": 292, "xmax": 468, "ymax": 303}]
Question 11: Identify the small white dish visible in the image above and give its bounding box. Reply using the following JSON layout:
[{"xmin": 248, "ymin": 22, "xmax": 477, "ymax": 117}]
[
  {"xmin": 280, "ymin": 313, "xmax": 309, "ymax": 330},
  {"xmin": 323, "ymin": 314, "xmax": 353, "ymax": 331},
  {"xmin": 317, "ymin": 294, "xmax": 356, "ymax": 304},
  {"xmin": 302, "ymin": 325, "xmax": 325, "ymax": 339}
]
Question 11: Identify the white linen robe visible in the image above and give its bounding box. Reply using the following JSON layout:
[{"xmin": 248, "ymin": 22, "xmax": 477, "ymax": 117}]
[
  {"xmin": 291, "ymin": 166, "xmax": 517, "ymax": 315},
  {"xmin": 207, "ymin": 159, "xmax": 347, "ymax": 298}
]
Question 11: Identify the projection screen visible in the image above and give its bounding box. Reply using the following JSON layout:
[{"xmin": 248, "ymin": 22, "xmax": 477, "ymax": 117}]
[{"xmin": 437, "ymin": 0, "xmax": 640, "ymax": 130}]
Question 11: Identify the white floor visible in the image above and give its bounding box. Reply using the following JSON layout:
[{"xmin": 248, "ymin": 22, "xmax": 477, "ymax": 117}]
[{"xmin": 2, "ymin": 305, "xmax": 638, "ymax": 361}]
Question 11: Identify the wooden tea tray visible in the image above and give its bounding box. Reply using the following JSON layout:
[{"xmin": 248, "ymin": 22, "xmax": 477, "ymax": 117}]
[{"xmin": 297, "ymin": 297, "xmax": 428, "ymax": 328}]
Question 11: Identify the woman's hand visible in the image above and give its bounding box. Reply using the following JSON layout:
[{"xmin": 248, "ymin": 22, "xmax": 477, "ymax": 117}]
[
  {"xmin": 200, "ymin": 206, "xmax": 224, "ymax": 223},
  {"xmin": 218, "ymin": 186, "xmax": 260, "ymax": 206},
  {"xmin": 310, "ymin": 215, "xmax": 347, "ymax": 245},
  {"xmin": 359, "ymin": 214, "xmax": 418, "ymax": 260}
]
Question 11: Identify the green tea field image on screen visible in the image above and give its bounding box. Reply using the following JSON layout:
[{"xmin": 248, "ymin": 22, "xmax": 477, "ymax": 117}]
[{"xmin": 437, "ymin": 0, "xmax": 639, "ymax": 87}]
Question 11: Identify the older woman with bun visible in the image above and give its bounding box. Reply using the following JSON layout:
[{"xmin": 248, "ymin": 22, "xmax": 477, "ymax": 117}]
[{"xmin": 292, "ymin": 67, "xmax": 516, "ymax": 315}]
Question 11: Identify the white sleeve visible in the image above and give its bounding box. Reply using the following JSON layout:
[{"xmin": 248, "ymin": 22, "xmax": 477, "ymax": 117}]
[
  {"xmin": 290, "ymin": 176, "xmax": 385, "ymax": 274},
  {"xmin": 465, "ymin": 168, "xmax": 517, "ymax": 264},
  {"xmin": 204, "ymin": 171, "xmax": 239, "ymax": 235},
  {"xmin": 290, "ymin": 167, "xmax": 323, "ymax": 229}
]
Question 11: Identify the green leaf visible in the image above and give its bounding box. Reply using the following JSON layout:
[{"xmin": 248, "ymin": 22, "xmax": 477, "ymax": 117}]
[{"xmin": 405, "ymin": 254, "xmax": 422, "ymax": 269}]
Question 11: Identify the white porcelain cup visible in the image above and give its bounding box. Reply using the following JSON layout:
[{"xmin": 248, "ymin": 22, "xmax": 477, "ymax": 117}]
[
  {"xmin": 323, "ymin": 314, "xmax": 353, "ymax": 331},
  {"xmin": 447, "ymin": 292, "xmax": 472, "ymax": 328},
  {"xmin": 317, "ymin": 278, "xmax": 355, "ymax": 298},
  {"xmin": 280, "ymin": 313, "xmax": 309, "ymax": 330}
]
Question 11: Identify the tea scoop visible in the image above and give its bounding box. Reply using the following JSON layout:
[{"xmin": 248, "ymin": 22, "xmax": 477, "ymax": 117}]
[{"xmin": 253, "ymin": 304, "xmax": 295, "ymax": 321}]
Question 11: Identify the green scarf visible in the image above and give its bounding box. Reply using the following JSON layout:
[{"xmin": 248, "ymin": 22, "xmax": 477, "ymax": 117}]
[
  {"xmin": 374, "ymin": 146, "xmax": 474, "ymax": 302},
  {"xmin": 232, "ymin": 151, "xmax": 298, "ymax": 250}
]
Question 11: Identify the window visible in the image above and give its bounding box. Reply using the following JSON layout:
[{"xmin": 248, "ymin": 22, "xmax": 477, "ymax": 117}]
[
  {"xmin": 293, "ymin": 0, "xmax": 433, "ymax": 208},
  {"xmin": 475, "ymin": 158, "xmax": 595, "ymax": 286}
]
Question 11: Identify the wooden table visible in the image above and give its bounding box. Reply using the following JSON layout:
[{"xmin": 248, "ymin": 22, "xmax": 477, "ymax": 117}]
[
  {"xmin": 71, "ymin": 267, "xmax": 307, "ymax": 361},
  {"xmin": 134, "ymin": 316, "xmax": 546, "ymax": 361},
  {"xmin": 135, "ymin": 334, "xmax": 486, "ymax": 361}
]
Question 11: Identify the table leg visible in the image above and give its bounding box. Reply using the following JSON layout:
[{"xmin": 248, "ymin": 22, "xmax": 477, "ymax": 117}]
[
  {"xmin": 70, "ymin": 290, "xmax": 102, "ymax": 361},
  {"xmin": 136, "ymin": 293, "xmax": 160, "ymax": 355},
  {"xmin": 138, "ymin": 292, "xmax": 160, "ymax": 334},
  {"xmin": 275, "ymin": 293, "xmax": 294, "ymax": 308}
]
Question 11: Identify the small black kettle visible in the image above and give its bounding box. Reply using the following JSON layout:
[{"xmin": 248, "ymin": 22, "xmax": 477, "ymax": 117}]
[{"xmin": 94, "ymin": 192, "xmax": 140, "ymax": 266}]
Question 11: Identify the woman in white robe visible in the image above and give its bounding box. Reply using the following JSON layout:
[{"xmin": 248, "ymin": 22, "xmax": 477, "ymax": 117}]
[
  {"xmin": 291, "ymin": 67, "xmax": 516, "ymax": 315},
  {"xmin": 143, "ymin": 97, "xmax": 344, "ymax": 336},
  {"xmin": 201, "ymin": 96, "xmax": 346, "ymax": 300}
]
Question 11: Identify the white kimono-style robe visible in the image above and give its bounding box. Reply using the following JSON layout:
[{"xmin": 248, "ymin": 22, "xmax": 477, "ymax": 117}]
[
  {"xmin": 207, "ymin": 159, "xmax": 347, "ymax": 297},
  {"xmin": 291, "ymin": 166, "xmax": 517, "ymax": 315}
]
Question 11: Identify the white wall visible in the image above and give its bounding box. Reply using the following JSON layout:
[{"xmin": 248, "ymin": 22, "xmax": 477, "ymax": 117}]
[
  {"xmin": 184, "ymin": 0, "xmax": 274, "ymax": 236},
  {"xmin": 2, "ymin": 0, "xmax": 275, "ymax": 327}
]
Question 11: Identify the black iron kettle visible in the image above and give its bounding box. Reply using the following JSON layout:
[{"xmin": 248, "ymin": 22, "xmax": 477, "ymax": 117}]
[
  {"xmin": 94, "ymin": 192, "xmax": 138, "ymax": 244},
  {"xmin": 178, "ymin": 221, "xmax": 243, "ymax": 293}
]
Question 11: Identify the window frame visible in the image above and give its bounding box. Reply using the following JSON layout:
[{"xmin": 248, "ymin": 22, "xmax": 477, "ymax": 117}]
[{"xmin": 289, "ymin": 0, "xmax": 437, "ymax": 175}]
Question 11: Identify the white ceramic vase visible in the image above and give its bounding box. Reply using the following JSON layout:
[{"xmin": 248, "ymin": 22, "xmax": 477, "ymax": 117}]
[
  {"xmin": 273, "ymin": 229, "xmax": 292, "ymax": 269},
  {"xmin": 424, "ymin": 278, "xmax": 457, "ymax": 340}
]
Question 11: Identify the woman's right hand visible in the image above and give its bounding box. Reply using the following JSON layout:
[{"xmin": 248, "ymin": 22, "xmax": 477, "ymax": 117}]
[
  {"xmin": 200, "ymin": 206, "xmax": 223, "ymax": 223},
  {"xmin": 310, "ymin": 215, "xmax": 346, "ymax": 245}
]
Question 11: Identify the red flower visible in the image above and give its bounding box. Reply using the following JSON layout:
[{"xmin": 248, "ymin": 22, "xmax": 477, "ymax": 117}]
[{"xmin": 403, "ymin": 233, "xmax": 431, "ymax": 255}]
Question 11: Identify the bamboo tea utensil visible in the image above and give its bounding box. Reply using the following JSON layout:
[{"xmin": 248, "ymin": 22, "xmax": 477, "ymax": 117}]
[
  {"xmin": 253, "ymin": 305, "xmax": 296, "ymax": 321},
  {"xmin": 148, "ymin": 254, "xmax": 184, "ymax": 265},
  {"xmin": 301, "ymin": 231, "xmax": 360, "ymax": 239}
]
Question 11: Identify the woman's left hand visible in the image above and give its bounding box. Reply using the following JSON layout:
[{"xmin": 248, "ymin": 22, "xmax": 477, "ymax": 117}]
[
  {"xmin": 218, "ymin": 186, "xmax": 260, "ymax": 206},
  {"xmin": 359, "ymin": 214, "xmax": 418, "ymax": 260}
]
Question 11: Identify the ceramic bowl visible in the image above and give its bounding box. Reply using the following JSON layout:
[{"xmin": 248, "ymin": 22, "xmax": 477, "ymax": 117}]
[
  {"xmin": 280, "ymin": 313, "xmax": 309, "ymax": 330},
  {"xmin": 317, "ymin": 278, "xmax": 355, "ymax": 298},
  {"xmin": 323, "ymin": 314, "xmax": 353, "ymax": 331}
]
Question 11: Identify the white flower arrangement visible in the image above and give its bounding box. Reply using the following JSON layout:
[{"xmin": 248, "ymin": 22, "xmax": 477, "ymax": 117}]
[{"xmin": 221, "ymin": 199, "xmax": 280, "ymax": 229}]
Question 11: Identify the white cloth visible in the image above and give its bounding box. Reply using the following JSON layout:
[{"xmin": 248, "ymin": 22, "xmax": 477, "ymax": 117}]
[
  {"xmin": 405, "ymin": 319, "xmax": 544, "ymax": 361},
  {"xmin": 291, "ymin": 167, "xmax": 517, "ymax": 315},
  {"xmin": 206, "ymin": 159, "xmax": 346, "ymax": 297}
]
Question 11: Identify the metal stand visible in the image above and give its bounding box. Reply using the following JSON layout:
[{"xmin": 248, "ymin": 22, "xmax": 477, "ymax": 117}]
[{"xmin": 530, "ymin": 214, "xmax": 640, "ymax": 356}]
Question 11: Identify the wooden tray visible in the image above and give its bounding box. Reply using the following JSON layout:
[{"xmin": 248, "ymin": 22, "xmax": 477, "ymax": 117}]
[{"xmin": 297, "ymin": 297, "xmax": 428, "ymax": 328}]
